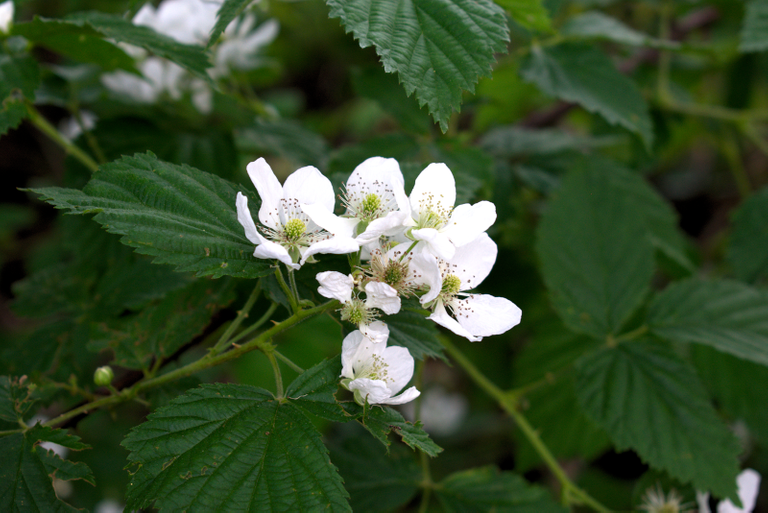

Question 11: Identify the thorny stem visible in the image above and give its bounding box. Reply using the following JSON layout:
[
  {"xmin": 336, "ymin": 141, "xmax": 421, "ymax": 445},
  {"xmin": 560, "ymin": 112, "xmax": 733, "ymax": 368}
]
[
  {"xmin": 25, "ymin": 102, "xmax": 99, "ymax": 173},
  {"xmin": 211, "ymin": 282, "xmax": 262, "ymax": 355},
  {"xmin": 41, "ymin": 299, "xmax": 340, "ymax": 430},
  {"xmin": 440, "ymin": 337, "xmax": 611, "ymax": 513}
]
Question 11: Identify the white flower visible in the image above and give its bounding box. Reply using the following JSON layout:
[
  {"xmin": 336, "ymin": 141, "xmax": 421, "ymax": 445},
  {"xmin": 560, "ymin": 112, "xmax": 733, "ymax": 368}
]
[
  {"xmin": 0, "ymin": 0, "xmax": 14, "ymax": 34},
  {"xmin": 639, "ymin": 484, "xmax": 691, "ymax": 513},
  {"xmin": 340, "ymin": 330, "xmax": 420, "ymax": 406},
  {"xmin": 316, "ymin": 271, "xmax": 400, "ymax": 342},
  {"xmin": 400, "ymin": 386, "xmax": 468, "ymax": 436},
  {"xmin": 414, "ymin": 232, "xmax": 521, "ymax": 342},
  {"xmin": 697, "ymin": 469, "xmax": 761, "ymax": 513},
  {"xmin": 236, "ymin": 158, "xmax": 359, "ymax": 269},
  {"xmin": 404, "ymin": 163, "xmax": 497, "ymax": 260}
]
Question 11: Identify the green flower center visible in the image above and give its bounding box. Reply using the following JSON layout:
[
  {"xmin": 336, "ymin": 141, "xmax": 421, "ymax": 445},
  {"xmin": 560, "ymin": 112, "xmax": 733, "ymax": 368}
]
[
  {"xmin": 383, "ymin": 261, "xmax": 408, "ymax": 289},
  {"xmin": 361, "ymin": 193, "xmax": 381, "ymax": 218},
  {"xmin": 284, "ymin": 218, "xmax": 306, "ymax": 241},
  {"xmin": 340, "ymin": 298, "xmax": 375, "ymax": 326},
  {"xmin": 442, "ymin": 274, "xmax": 461, "ymax": 296}
]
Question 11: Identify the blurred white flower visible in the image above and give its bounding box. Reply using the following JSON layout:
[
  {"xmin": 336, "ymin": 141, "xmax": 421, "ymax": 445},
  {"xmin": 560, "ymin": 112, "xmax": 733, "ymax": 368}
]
[
  {"xmin": 401, "ymin": 386, "xmax": 467, "ymax": 436},
  {"xmin": 236, "ymin": 158, "xmax": 358, "ymax": 269},
  {"xmin": 94, "ymin": 499, "xmax": 125, "ymax": 513},
  {"xmin": 639, "ymin": 484, "xmax": 691, "ymax": 513},
  {"xmin": 413, "ymin": 232, "xmax": 521, "ymax": 341},
  {"xmin": 404, "ymin": 163, "xmax": 496, "ymax": 260},
  {"xmin": 0, "ymin": 0, "xmax": 14, "ymax": 34},
  {"xmin": 58, "ymin": 111, "xmax": 98, "ymax": 142},
  {"xmin": 340, "ymin": 330, "xmax": 420, "ymax": 406},
  {"xmin": 697, "ymin": 469, "xmax": 761, "ymax": 513}
]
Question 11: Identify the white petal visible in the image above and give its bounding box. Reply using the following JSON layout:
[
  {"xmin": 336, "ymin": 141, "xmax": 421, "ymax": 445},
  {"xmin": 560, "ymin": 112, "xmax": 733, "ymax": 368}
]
[
  {"xmin": 719, "ymin": 469, "xmax": 761, "ymax": 513},
  {"xmin": 247, "ymin": 158, "xmax": 283, "ymax": 230},
  {"xmin": 316, "ymin": 271, "xmax": 354, "ymax": 303},
  {"xmin": 449, "ymin": 232, "xmax": 498, "ymax": 290},
  {"xmin": 302, "ymin": 203, "xmax": 357, "ymax": 237},
  {"xmin": 409, "ymin": 163, "xmax": 456, "ymax": 215},
  {"xmin": 341, "ymin": 330, "xmax": 383, "ymax": 379},
  {"xmin": 409, "ymin": 252, "xmax": 442, "ymax": 305},
  {"xmin": 356, "ymin": 211, "xmax": 409, "ymax": 244},
  {"xmin": 0, "ymin": 0, "xmax": 14, "ymax": 33},
  {"xmin": 380, "ymin": 346, "xmax": 415, "ymax": 395},
  {"xmin": 365, "ymin": 282, "xmax": 401, "ymax": 315},
  {"xmin": 283, "ymin": 166, "xmax": 335, "ymax": 213},
  {"xmin": 236, "ymin": 192, "xmax": 262, "ymax": 245},
  {"xmin": 455, "ymin": 294, "xmax": 522, "ymax": 340},
  {"xmin": 348, "ymin": 157, "xmax": 401, "ymax": 190},
  {"xmin": 378, "ymin": 386, "xmax": 420, "ymax": 405},
  {"xmin": 443, "ymin": 201, "xmax": 497, "ymax": 248},
  {"xmin": 348, "ymin": 378, "xmax": 393, "ymax": 404},
  {"xmin": 411, "ymin": 228, "xmax": 455, "ymax": 261},
  {"xmin": 360, "ymin": 321, "xmax": 389, "ymax": 344},
  {"xmin": 253, "ymin": 239, "xmax": 298, "ymax": 269},
  {"xmin": 429, "ymin": 302, "xmax": 480, "ymax": 342},
  {"xmin": 299, "ymin": 236, "xmax": 359, "ymax": 264}
]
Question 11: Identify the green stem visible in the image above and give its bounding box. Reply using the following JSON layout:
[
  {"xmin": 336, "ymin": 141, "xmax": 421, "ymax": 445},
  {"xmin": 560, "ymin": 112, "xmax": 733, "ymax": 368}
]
[
  {"xmin": 274, "ymin": 350, "xmax": 304, "ymax": 373},
  {"xmin": 741, "ymin": 122, "xmax": 768, "ymax": 160},
  {"xmin": 25, "ymin": 103, "xmax": 99, "ymax": 173},
  {"xmin": 73, "ymin": 109, "xmax": 107, "ymax": 164},
  {"xmin": 275, "ymin": 265, "xmax": 299, "ymax": 313},
  {"xmin": 211, "ymin": 282, "xmax": 262, "ymax": 355},
  {"xmin": 413, "ymin": 360, "xmax": 433, "ymax": 513},
  {"xmin": 719, "ymin": 131, "xmax": 752, "ymax": 199},
  {"xmin": 229, "ymin": 302, "xmax": 279, "ymax": 346},
  {"xmin": 288, "ymin": 268, "xmax": 301, "ymax": 304},
  {"xmin": 43, "ymin": 300, "xmax": 340, "ymax": 429},
  {"xmin": 265, "ymin": 348, "xmax": 284, "ymax": 399},
  {"xmin": 440, "ymin": 337, "xmax": 611, "ymax": 513},
  {"xmin": 399, "ymin": 240, "xmax": 420, "ymax": 262},
  {"xmin": 613, "ymin": 324, "xmax": 649, "ymax": 344}
]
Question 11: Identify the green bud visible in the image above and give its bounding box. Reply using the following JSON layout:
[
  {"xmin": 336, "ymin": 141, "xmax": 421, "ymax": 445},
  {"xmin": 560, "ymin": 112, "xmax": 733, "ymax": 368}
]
[{"xmin": 94, "ymin": 366, "xmax": 115, "ymax": 387}]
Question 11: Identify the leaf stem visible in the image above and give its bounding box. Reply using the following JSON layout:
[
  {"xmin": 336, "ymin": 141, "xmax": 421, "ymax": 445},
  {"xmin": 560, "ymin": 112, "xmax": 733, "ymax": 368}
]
[
  {"xmin": 211, "ymin": 282, "xmax": 262, "ymax": 355},
  {"xmin": 43, "ymin": 300, "xmax": 340, "ymax": 429},
  {"xmin": 25, "ymin": 102, "xmax": 99, "ymax": 173},
  {"xmin": 275, "ymin": 265, "xmax": 299, "ymax": 313},
  {"xmin": 228, "ymin": 302, "xmax": 279, "ymax": 346},
  {"xmin": 264, "ymin": 346, "xmax": 284, "ymax": 399},
  {"xmin": 440, "ymin": 337, "xmax": 611, "ymax": 513},
  {"xmin": 274, "ymin": 350, "xmax": 304, "ymax": 373}
]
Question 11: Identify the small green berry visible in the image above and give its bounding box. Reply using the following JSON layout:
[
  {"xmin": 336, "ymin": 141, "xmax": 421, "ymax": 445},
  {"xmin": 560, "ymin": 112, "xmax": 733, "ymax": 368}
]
[{"xmin": 94, "ymin": 366, "xmax": 114, "ymax": 387}]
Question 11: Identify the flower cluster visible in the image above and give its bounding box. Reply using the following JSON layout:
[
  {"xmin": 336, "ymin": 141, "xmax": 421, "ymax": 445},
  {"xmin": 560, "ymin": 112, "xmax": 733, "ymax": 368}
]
[
  {"xmin": 236, "ymin": 156, "xmax": 522, "ymax": 406},
  {"xmin": 102, "ymin": 0, "xmax": 278, "ymax": 113}
]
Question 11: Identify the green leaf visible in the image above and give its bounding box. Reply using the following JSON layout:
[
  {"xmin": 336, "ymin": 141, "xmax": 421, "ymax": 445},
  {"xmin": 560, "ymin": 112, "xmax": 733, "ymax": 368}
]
[
  {"xmin": 535, "ymin": 165, "xmax": 655, "ymax": 339},
  {"xmin": 740, "ymin": 0, "xmax": 768, "ymax": 52},
  {"xmin": 386, "ymin": 303, "xmax": 446, "ymax": 361},
  {"xmin": 0, "ymin": 52, "xmax": 40, "ymax": 135},
  {"xmin": 727, "ymin": 185, "xmax": 768, "ymax": 282},
  {"xmin": 13, "ymin": 17, "xmax": 138, "ymax": 72},
  {"xmin": 326, "ymin": 0, "xmax": 509, "ymax": 132},
  {"xmin": 64, "ymin": 11, "xmax": 211, "ymax": 79},
  {"xmin": 493, "ymin": 0, "xmax": 552, "ymax": 33},
  {"xmin": 0, "ymin": 427, "xmax": 93, "ymax": 512},
  {"xmin": 236, "ymin": 118, "xmax": 329, "ymax": 168},
  {"xmin": 343, "ymin": 402, "xmax": 443, "ymax": 457},
  {"xmin": 329, "ymin": 426, "xmax": 421, "ymax": 512},
  {"xmin": 0, "ymin": 376, "xmax": 36, "ymax": 424},
  {"xmin": 480, "ymin": 126, "xmax": 620, "ymax": 158},
  {"xmin": 88, "ymin": 278, "xmax": 235, "ymax": 370},
  {"xmin": 29, "ymin": 152, "xmax": 274, "ymax": 279},
  {"xmin": 575, "ymin": 340, "xmax": 741, "ymax": 500},
  {"xmin": 519, "ymin": 43, "xmax": 654, "ymax": 148},
  {"xmin": 434, "ymin": 466, "xmax": 567, "ymax": 512},
  {"xmin": 207, "ymin": 0, "xmax": 252, "ymax": 48},
  {"xmin": 561, "ymin": 11, "xmax": 679, "ymax": 49},
  {"xmin": 122, "ymin": 383, "xmax": 350, "ymax": 511},
  {"xmin": 648, "ymin": 278, "xmax": 768, "ymax": 367},
  {"xmin": 287, "ymin": 357, "xmax": 350, "ymax": 423}
]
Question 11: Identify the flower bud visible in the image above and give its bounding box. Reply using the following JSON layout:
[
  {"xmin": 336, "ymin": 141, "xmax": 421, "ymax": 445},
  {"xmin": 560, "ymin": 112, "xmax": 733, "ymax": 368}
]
[{"xmin": 93, "ymin": 366, "xmax": 115, "ymax": 387}]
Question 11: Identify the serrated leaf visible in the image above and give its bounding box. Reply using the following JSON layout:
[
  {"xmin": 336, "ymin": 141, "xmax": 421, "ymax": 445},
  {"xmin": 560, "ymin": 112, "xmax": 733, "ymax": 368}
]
[
  {"xmin": 727, "ymin": 185, "xmax": 768, "ymax": 283},
  {"xmin": 122, "ymin": 383, "xmax": 350, "ymax": 511},
  {"xmin": 0, "ymin": 427, "xmax": 94, "ymax": 512},
  {"xmin": 0, "ymin": 52, "xmax": 40, "ymax": 135},
  {"xmin": 386, "ymin": 304, "xmax": 446, "ymax": 361},
  {"xmin": 29, "ymin": 152, "xmax": 273, "ymax": 279},
  {"xmin": 535, "ymin": 165, "xmax": 655, "ymax": 339},
  {"xmin": 287, "ymin": 357, "xmax": 350, "ymax": 423},
  {"xmin": 561, "ymin": 11, "xmax": 679, "ymax": 49},
  {"xmin": 435, "ymin": 466, "xmax": 567, "ymax": 512},
  {"xmin": 575, "ymin": 340, "xmax": 741, "ymax": 500},
  {"xmin": 14, "ymin": 17, "xmax": 138, "ymax": 72},
  {"xmin": 327, "ymin": 0, "xmax": 509, "ymax": 132},
  {"xmin": 27, "ymin": 424, "xmax": 90, "ymax": 452},
  {"xmin": 648, "ymin": 278, "xmax": 768, "ymax": 367},
  {"xmin": 329, "ymin": 427, "xmax": 421, "ymax": 512},
  {"xmin": 0, "ymin": 376, "xmax": 36, "ymax": 424},
  {"xmin": 740, "ymin": 0, "xmax": 768, "ymax": 52},
  {"xmin": 520, "ymin": 43, "xmax": 654, "ymax": 148},
  {"xmin": 88, "ymin": 278, "xmax": 235, "ymax": 370},
  {"xmin": 64, "ymin": 11, "xmax": 211, "ymax": 79},
  {"xmin": 494, "ymin": 0, "xmax": 552, "ymax": 33},
  {"xmin": 207, "ymin": 0, "xmax": 253, "ymax": 48},
  {"xmin": 343, "ymin": 402, "xmax": 443, "ymax": 456}
]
